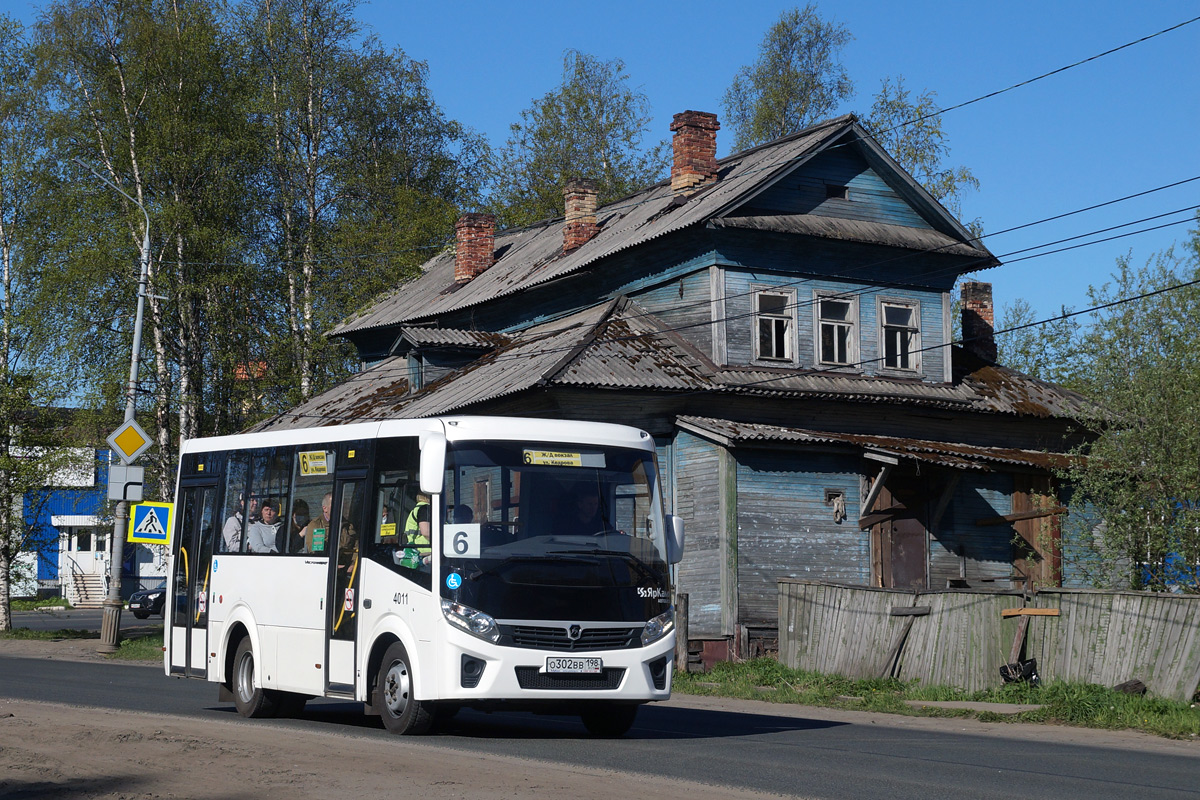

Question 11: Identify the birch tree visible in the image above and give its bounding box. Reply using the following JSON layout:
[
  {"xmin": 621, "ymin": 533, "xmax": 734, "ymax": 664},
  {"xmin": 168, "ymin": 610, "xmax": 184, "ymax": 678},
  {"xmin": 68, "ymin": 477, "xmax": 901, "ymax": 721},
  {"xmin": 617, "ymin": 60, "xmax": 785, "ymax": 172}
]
[
  {"xmin": 490, "ymin": 50, "xmax": 666, "ymax": 230},
  {"xmin": 239, "ymin": 0, "xmax": 488, "ymax": 404},
  {"xmin": 722, "ymin": 5, "xmax": 854, "ymax": 152},
  {"xmin": 0, "ymin": 15, "xmax": 83, "ymax": 629}
]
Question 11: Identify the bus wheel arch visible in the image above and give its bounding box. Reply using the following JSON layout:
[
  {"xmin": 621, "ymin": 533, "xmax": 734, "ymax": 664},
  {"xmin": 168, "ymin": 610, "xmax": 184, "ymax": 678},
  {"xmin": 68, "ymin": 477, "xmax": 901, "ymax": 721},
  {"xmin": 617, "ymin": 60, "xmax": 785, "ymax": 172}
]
[
  {"xmin": 374, "ymin": 640, "xmax": 434, "ymax": 735},
  {"xmin": 232, "ymin": 637, "xmax": 279, "ymax": 719},
  {"xmin": 221, "ymin": 623, "xmax": 251, "ymax": 691}
]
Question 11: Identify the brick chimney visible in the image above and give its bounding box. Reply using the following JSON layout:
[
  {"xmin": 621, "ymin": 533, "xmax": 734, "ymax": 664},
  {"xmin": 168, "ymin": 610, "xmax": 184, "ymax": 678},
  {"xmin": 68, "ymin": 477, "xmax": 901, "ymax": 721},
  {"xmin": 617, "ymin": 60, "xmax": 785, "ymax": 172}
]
[
  {"xmin": 960, "ymin": 281, "xmax": 997, "ymax": 362},
  {"xmin": 454, "ymin": 212, "xmax": 496, "ymax": 283},
  {"xmin": 670, "ymin": 111, "xmax": 720, "ymax": 196},
  {"xmin": 563, "ymin": 179, "xmax": 599, "ymax": 251}
]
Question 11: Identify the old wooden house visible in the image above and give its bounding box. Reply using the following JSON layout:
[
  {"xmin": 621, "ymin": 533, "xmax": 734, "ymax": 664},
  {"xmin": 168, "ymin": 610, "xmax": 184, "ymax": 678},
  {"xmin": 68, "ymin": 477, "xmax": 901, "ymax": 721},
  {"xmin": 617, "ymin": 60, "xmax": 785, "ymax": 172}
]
[{"xmin": 254, "ymin": 111, "xmax": 1090, "ymax": 658}]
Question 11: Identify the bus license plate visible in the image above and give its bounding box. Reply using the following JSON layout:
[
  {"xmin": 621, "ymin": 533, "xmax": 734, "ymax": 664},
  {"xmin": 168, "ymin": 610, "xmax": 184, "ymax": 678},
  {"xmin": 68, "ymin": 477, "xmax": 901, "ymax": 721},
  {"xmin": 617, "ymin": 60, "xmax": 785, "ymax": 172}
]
[{"xmin": 546, "ymin": 657, "xmax": 602, "ymax": 674}]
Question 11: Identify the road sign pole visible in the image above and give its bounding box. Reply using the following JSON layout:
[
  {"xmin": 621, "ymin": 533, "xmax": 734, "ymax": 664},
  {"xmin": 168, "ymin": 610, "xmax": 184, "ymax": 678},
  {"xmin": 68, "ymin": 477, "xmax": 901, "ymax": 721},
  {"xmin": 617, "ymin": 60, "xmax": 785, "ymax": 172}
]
[{"xmin": 89, "ymin": 159, "xmax": 152, "ymax": 655}]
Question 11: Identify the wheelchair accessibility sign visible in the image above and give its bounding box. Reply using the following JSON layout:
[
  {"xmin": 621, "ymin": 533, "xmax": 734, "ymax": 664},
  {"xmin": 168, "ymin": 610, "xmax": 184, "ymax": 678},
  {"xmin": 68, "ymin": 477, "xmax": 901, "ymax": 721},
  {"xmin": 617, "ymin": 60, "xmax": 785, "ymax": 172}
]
[{"xmin": 128, "ymin": 502, "xmax": 174, "ymax": 545}]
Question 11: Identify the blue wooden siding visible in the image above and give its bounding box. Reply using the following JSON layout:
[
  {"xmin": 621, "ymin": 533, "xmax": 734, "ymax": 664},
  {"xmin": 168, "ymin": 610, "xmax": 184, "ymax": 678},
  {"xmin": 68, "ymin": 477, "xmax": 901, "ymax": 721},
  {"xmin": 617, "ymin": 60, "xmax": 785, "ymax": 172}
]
[
  {"xmin": 1058, "ymin": 492, "xmax": 1108, "ymax": 589},
  {"xmin": 930, "ymin": 474, "xmax": 1015, "ymax": 587},
  {"xmin": 722, "ymin": 269, "xmax": 946, "ymax": 379},
  {"xmin": 653, "ymin": 436, "xmax": 673, "ymax": 514},
  {"xmin": 673, "ymin": 430, "xmax": 724, "ymax": 637},
  {"xmin": 736, "ymin": 450, "xmax": 867, "ymax": 624},
  {"xmin": 634, "ymin": 269, "xmax": 713, "ymax": 359},
  {"xmin": 745, "ymin": 147, "xmax": 930, "ymax": 229}
]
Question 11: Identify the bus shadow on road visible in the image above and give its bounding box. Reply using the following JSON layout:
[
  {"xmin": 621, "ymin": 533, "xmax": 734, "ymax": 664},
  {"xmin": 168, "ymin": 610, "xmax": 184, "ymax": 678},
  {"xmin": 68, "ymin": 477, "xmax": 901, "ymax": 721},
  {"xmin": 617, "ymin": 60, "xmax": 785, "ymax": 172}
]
[
  {"xmin": 212, "ymin": 700, "xmax": 847, "ymax": 740},
  {"xmin": 430, "ymin": 704, "xmax": 846, "ymax": 740}
]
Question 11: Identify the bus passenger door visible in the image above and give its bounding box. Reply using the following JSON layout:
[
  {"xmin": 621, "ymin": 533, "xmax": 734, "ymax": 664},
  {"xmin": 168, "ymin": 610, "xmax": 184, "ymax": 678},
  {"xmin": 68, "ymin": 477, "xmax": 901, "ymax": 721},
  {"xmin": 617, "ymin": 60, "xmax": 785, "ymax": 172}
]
[
  {"xmin": 327, "ymin": 477, "xmax": 364, "ymax": 694},
  {"xmin": 169, "ymin": 483, "xmax": 218, "ymax": 677}
]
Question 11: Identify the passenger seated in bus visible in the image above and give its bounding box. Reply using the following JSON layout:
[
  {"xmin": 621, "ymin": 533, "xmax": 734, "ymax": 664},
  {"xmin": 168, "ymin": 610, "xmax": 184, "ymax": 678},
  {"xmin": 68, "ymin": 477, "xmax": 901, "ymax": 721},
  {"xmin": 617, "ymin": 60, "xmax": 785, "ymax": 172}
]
[
  {"xmin": 447, "ymin": 504, "xmax": 473, "ymax": 524},
  {"xmin": 301, "ymin": 492, "xmax": 333, "ymax": 553},
  {"xmin": 246, "ymin": 499, "xmax": 282, "ymax": 553},
  {"xmin": 278, "ymin": 498, "xmax": 309, "ymax": 554},
  {"xmin": 222, "ymin": 494, "xmax": 256, "ymax": 552}
]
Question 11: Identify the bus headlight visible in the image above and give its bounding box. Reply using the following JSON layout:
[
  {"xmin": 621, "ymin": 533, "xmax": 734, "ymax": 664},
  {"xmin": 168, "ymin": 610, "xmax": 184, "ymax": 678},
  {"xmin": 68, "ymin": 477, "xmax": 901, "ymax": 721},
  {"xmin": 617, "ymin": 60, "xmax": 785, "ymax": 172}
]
[
  {"xmin": 441, "ymin": 599, "xmax": 501, "ymax": 643},
  {"xmin": 641, "ymin": 606, "xmax": 674, "ymax": 646}
]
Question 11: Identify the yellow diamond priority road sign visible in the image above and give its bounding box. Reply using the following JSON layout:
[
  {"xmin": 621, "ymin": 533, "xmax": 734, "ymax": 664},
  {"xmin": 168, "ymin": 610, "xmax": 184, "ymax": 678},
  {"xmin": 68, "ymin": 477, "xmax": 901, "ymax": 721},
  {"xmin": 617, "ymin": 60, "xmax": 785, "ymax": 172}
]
[{"xmin": 107, "ymin": 419, "xmax": 153, "ymax": 464}]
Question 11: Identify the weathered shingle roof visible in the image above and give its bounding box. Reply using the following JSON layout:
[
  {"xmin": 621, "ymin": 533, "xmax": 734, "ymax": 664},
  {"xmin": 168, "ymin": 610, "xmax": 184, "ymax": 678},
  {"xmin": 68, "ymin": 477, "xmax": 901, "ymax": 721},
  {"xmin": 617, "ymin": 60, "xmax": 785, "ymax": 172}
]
[
  {"xmin": 330, "ymin": 115, "xmax": 995, "ymax": 340},
  {"xmin": 675, "ymin": 416, "xmax": 1077, "ymax": 471}
]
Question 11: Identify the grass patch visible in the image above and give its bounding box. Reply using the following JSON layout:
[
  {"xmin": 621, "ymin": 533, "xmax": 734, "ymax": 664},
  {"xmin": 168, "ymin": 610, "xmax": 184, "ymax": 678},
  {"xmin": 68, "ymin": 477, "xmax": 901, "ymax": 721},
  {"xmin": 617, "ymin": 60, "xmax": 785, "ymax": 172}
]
[
  {"xmin": 113, "ymin": 631, "xmax": 164, "ymax": 662},
  {"xmin": 0, "ymin": 627, "xmax": 94, "ymax": 640},
  {"xmin": 10, "ymin": 598, "xmax": 72, "ymax": 611},
  {"xmin": 674, "ymin": 657, "xmax": 1200, "ymax": 739}
]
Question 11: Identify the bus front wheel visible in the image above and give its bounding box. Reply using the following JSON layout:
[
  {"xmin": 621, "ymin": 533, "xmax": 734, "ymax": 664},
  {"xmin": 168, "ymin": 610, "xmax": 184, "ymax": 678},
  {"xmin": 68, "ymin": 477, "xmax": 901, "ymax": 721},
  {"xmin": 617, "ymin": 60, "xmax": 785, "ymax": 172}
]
[
  {"xmin": 375, "ymin": 641, "xmax": 434, "ymax": 735},
  {"xmin": 232, "ymin": 638, "xmax": 279, "ymax": 719}
]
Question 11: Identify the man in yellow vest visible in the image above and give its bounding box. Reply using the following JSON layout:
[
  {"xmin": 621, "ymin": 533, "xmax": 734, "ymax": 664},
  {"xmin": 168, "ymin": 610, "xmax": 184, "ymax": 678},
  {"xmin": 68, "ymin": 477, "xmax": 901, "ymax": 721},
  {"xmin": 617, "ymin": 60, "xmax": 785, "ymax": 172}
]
[{"xmin": 402, "ymin": 492, "xmax": 432, "ymax": 567}]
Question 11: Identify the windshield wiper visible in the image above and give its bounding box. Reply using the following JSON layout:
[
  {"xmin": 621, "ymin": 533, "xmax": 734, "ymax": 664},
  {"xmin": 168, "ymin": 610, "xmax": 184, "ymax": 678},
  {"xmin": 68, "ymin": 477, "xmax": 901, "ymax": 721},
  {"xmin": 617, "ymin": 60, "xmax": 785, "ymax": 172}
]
[
  {"xmin": 548, "ymin": 548, "xmax": 660, "ymax": 582},
  {"xmin": 468, "ymin": 553, "xmax": 598, "ymax": 581}
]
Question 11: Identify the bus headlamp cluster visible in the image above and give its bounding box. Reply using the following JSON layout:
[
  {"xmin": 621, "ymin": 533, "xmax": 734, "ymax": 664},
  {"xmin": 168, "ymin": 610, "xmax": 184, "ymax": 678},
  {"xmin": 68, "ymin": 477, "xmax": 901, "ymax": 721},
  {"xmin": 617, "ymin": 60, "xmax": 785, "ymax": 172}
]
[
  {"xmin": 441, "ymin": 599, "xmax": 501, "ymax": 643},
  {"xmin": 641, "ymin": 606, "xmax": 674, "ymax": 646}
]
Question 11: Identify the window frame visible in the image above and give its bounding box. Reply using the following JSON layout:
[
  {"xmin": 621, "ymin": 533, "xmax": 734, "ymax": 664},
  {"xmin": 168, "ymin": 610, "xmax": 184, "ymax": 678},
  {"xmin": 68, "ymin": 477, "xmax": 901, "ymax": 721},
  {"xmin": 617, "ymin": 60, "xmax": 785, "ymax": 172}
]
[
  {"xmin": 878, "ymin": 298, "xmax": 921, "ymax": 373},
  {"xmin": 752, "ymin": 286, "xmax": 796, "ymax": 364},
  {"xmin": 814, "ymin": 291, "xmax": 859, "ymax": 369}
]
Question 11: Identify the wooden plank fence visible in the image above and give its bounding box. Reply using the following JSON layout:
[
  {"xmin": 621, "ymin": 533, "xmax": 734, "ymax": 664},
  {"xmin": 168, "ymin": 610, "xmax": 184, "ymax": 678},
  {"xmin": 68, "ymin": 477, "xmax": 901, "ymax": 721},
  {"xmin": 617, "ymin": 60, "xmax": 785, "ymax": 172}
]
[{"xmin": 778, "ymin": 580, "xmax": 1200, "ymax": 701}]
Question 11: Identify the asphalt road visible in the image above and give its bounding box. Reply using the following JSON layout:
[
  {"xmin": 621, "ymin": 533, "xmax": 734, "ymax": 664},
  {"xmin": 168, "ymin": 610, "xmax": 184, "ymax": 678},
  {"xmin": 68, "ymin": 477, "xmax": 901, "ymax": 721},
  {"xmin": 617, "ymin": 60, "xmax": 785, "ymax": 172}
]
[
  {"xmin": 0, "ymin": 654, "xmax": 1196, "ymax": 799},
  {"xmin": 9, "ymin": 607, "xmax": 168, "ymax": 632}
]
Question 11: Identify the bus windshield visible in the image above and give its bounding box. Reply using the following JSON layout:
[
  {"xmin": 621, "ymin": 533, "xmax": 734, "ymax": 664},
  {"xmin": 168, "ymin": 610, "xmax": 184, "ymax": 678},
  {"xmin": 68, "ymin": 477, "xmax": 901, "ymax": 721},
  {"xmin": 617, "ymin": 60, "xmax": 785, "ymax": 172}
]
[{"xmin": 439, "ymin": 440, "xmax": 670, "ymax": 622}]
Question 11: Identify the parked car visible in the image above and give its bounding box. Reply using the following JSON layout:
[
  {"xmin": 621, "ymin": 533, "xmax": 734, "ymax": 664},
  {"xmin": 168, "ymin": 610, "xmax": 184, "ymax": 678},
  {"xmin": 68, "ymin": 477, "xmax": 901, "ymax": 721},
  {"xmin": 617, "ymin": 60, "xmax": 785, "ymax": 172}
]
[{"xmin": 129, "ymin": 587, "xmax": 166, "ymax": 619}]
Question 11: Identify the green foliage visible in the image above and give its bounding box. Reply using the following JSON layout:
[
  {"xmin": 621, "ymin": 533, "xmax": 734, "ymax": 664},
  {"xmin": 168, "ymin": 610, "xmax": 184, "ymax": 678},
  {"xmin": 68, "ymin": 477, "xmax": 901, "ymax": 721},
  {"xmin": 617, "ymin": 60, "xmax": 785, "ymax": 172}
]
[
  {"xmin": 1063, "ymin": 233, "xmax": 1200, "ymax": 590},
  {"xmin": 10, "ymin": 597, "xmax": 72, "ymax": 610},
  {"xmin": 17, "ymin": 0, "xmax": 486, "ymax": 484},
  {"xmin": 490, "ymin": 49, "xmax": 666, "ymax": 229},
  {"xmin": 864, "ymin": 76, "xmax": 980, "ymax": 222},
  {"xmin": 113, "ymin": 629, "xmax": 164, "ymax": 660},
  {"xmin": 722, "ymin": 13, "xmax": 978, "ymax": 226},
  {"xmin": 996, "ymin": 297, "xmax": 1083, "ymax": 387},
  {"xmin": 722, "ymin": 5, "xmax": 854, "ymax": 152},
  {"xmin": 676, "ymin": 658, "xmax": 1200, "ymax": 738},
  {"xmin": 0, "ymin": 627, "xmax": 93, "ymax": 640}
]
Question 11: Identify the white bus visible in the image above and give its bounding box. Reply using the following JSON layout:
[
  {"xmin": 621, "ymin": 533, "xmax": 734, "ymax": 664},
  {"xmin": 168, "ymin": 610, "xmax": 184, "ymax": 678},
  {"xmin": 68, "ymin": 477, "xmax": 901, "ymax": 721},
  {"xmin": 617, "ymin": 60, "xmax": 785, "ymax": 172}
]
[{"xmin": 165, "ymin": 416, "xmax": 684, "ymax": 736}]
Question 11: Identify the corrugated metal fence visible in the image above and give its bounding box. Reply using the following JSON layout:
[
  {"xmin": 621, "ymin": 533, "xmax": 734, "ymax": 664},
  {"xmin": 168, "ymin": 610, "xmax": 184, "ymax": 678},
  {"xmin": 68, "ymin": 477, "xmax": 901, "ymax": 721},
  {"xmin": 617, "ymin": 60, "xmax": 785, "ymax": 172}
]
[{"xmin": 778, "ymin": 580, "xmax": 1200, "ymax": 701}]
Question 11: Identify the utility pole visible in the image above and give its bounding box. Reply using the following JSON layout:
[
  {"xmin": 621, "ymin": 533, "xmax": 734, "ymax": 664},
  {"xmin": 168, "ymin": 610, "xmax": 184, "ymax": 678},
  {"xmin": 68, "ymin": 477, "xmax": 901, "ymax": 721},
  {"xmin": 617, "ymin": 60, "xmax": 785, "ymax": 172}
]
[{"xmin": 78, "ymin": 159, "xmax": 151, "ymax": 654}]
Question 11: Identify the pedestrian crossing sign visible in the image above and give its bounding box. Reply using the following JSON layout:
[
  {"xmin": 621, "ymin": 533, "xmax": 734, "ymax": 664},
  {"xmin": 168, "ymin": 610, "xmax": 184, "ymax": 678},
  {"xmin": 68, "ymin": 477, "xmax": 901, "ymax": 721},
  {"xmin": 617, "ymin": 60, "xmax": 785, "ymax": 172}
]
[{"xmin": 128, "ymin": 502, "xmax": 174, "ymax": 545}]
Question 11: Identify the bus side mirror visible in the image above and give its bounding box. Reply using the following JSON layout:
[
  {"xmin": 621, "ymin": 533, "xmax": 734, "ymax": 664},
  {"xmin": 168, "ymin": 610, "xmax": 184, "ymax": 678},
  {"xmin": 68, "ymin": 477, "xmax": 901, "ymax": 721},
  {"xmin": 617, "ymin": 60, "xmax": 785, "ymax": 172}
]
[
  {"xmin": 419, "ymin": 430, "xmax": 446, "ymax": 495},
  {"xmin": 665, "ymin": 514, "xmax": 685, "ymax": 564}
]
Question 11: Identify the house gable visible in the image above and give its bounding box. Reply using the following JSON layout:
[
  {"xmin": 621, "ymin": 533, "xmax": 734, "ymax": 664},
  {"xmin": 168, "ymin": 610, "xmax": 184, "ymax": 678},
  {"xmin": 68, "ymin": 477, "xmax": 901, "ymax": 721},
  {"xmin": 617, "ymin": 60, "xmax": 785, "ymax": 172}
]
[{"xmin": 734, "ymin": 143, "xmax": 932, "ymax": 230}]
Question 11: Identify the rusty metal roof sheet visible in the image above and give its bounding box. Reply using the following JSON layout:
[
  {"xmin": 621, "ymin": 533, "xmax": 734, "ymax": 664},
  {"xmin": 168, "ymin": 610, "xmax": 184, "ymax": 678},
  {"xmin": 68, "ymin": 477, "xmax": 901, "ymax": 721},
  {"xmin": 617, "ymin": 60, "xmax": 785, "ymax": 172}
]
[
  {"xmin": 675, "ymin": 416, "xmax": 1077, "ymax": 471},
  {"xmin": 718, "ymin": 351, "xmax": 1092, "ymax": 418},
  {"xmin": 711, "ymin": 214, "xmax": 991, "ymax": 260},
  {"xmin": 252, "ymin": 299, "xmax": 721, "ymax": 431},
  {"xmin": 255, "ymin": 300, "xmax": 1091, "ymax": 432},
  {"xmin": 330, "ymin": 115, "xmax": 995, "ymax": 339}
]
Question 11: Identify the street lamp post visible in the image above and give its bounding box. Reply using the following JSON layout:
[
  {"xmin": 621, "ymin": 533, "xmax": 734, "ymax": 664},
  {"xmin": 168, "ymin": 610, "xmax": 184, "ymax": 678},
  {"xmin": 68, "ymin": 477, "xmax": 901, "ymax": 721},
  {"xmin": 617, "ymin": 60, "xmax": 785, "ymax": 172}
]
[{"xmin": 78, "ymin": 160, "xmax": 151, "ymax": 654}]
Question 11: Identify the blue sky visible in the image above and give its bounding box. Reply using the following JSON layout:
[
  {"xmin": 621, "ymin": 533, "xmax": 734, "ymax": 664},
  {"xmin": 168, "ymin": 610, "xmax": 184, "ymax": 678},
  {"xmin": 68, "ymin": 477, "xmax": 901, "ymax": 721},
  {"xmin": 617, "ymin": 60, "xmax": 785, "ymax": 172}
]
[{"xmin": 5, "ymin": 0, "xmax": 1198, "ymax": 325}]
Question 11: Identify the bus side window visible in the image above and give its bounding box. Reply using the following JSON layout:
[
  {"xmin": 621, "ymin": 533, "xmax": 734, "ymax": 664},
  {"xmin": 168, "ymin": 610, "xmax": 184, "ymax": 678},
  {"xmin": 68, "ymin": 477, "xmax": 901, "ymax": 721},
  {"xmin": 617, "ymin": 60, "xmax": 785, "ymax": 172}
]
[
  {"xmin": 292, "ymin": 447, "xmax": 336, "ymax": 555},
  {"xmin": 367, "ymin": 437, "xmax": 426, "ymax": 588},
  {"xmin": 221, "ymin": 453, "xmax": 250, "ymax": 554}
]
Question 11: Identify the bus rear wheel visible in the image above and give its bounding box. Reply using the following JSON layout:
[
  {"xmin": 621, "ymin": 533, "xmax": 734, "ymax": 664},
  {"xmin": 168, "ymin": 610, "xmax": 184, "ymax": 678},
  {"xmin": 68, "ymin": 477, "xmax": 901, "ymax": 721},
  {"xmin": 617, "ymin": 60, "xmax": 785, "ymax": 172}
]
[
  {"xmin": 375, "ymin": 641, "xmax": 434, "ymax": 735},
  {"xmin": 580, "ymin": 703, "xmax": 639, "ymax": 737},
  {"xmin": 232, "ymin": 638, "xmax": 279, "ymax": 719}
]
